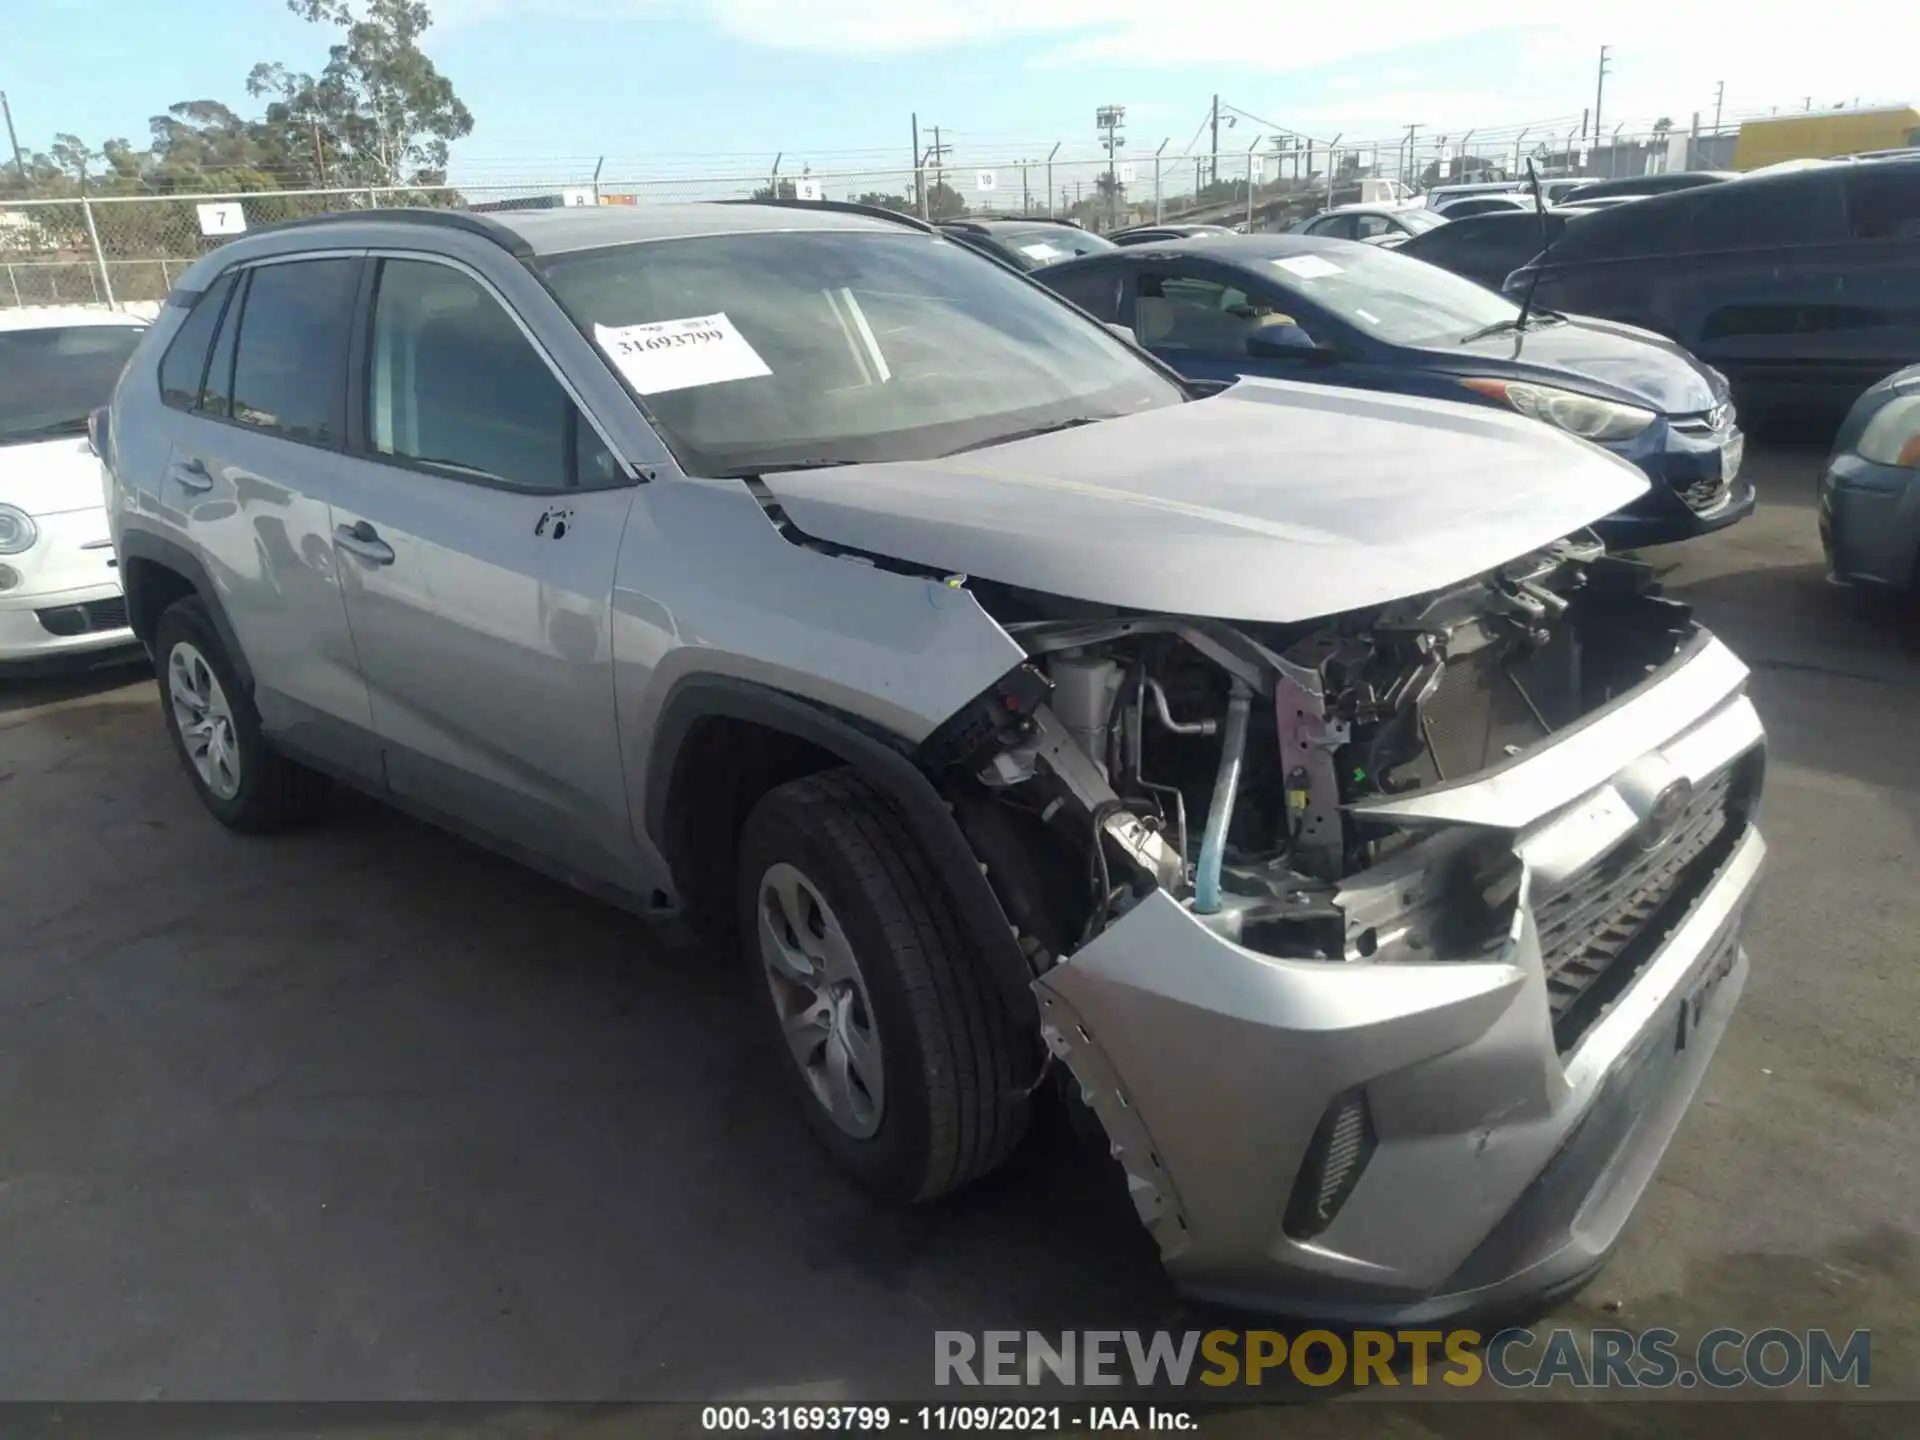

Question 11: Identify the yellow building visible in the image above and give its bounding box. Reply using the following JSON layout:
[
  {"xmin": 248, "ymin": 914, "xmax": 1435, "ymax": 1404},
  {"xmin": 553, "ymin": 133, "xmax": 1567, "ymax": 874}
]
[{"xmin": 1732, "ymin": 106, "xmax": 1920, "ymax": 170}]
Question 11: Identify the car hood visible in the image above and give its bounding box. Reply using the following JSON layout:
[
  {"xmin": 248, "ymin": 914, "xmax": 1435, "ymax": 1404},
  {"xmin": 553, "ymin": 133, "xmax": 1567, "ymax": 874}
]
[
  {"xmin": 758, "ymin": 379, "xmax": 1649, "ymax": 625},
  {"xmin": 0, "ymin": 435, "xmax": 105, "ymax": 517},
  {"xmin": 1445, "ymin": 316, "xmax": 1722, "ymax": 414}
]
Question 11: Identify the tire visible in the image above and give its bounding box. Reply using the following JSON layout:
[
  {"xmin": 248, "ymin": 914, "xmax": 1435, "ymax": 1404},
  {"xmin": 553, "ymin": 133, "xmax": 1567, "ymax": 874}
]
[
  {"xmin": 153, "ymin": 596, "xmax": 329, "ymax": 833},
  {"xmin": 736, "ymin": 767, "xmax": 1031, "ymax": 1202}
]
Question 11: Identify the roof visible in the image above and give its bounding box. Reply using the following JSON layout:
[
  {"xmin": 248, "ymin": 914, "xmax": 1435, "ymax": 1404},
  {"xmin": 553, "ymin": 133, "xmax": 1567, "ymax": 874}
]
[
  {"xmin": 1316, "ymin": 201, "xmax": 1426, "ymax": 216},
  {"xmin": 0, "ymin": 305, "xmax": 149, "ymax": 333},
  {"xmin": 491, "ymin": 201, "xmax": 915, "ymax": 255}
]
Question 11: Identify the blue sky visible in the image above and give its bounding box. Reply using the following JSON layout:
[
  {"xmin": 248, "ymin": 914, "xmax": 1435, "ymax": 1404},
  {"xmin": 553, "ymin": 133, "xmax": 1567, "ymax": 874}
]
[{"xmin": 5, "ymin": 0, "xmax": 1911, "ymax": 187}]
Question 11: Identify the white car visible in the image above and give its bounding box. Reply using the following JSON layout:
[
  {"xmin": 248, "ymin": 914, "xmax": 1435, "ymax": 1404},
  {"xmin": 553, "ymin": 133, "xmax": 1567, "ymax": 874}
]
[{"xmin": 1, "ymin": 306, "xmax": 147, "ymax": 669}]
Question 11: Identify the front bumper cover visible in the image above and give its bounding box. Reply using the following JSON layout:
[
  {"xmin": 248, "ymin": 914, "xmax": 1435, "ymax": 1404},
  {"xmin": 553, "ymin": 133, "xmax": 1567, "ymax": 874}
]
[{"xmin": 1035, "ymin": 634, "xmax": 1765, "ymax": 1324}]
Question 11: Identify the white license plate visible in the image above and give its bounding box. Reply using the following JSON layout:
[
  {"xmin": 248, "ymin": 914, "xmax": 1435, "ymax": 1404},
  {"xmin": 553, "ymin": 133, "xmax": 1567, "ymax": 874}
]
[{"xmin": 1720, "ymin": 432, "xmax": 1745, "ymax": 484}]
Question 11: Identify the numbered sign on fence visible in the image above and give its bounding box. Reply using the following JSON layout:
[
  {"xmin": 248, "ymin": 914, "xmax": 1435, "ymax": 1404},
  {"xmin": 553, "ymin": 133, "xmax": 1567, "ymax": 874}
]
[
  {"xmin": 795, "ymin": 178, "xmax": 824, "ymax": 201},
  {"xmin": 1119, "ymin": 163, "xmax": 1137, "ymax": 184},
  {"xmin": 561, "ymin": 187, "xmax": 595, "ymax": 207},
  {"xmin": 975, "ymin": 171, "xmax": 998, "ymax": 192},
  {"xmin": 195, "ymin": 203, "xmax": 247, "ymax": 237}
]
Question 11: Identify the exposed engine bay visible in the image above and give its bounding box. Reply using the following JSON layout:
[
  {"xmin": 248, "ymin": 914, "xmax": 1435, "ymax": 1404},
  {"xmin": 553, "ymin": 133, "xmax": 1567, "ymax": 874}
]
[{"xmin": 921, "ymin": 533, "xmax": 1697, "ymax": 969}]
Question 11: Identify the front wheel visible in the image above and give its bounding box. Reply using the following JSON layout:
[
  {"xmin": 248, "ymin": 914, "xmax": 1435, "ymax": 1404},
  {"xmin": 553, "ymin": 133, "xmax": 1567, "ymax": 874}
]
[{"xmin": 736, "ymin": 768, "xmax": 1031, "ymax": 1202}]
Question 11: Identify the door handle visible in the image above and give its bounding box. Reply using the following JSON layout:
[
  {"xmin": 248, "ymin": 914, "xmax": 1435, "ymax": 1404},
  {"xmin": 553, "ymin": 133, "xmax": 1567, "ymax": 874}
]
[
  {"xmin": 171, "ymin": 456, "xmax": 213, "ymax": 493},
  {"xmin": 333, "ymin": 520, "xmax": 395, "ymax": 567}
]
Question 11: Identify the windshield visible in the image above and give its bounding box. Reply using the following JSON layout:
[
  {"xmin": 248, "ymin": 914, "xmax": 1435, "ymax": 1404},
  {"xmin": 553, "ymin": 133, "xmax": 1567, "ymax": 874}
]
[
  {"xmin": 0, "ymin": 323, "xmax": 145, "ymax": 445},
  {"xmin": 1396, "ymin": 208, "xmax": 1450, "ymax": 233},
  {"xmin": 996, "ymin": 227, "xmax": 1116, "ymax": 268},
  {"xmin": 1264, "ymin": 243, "xmax": 1524, "ymax": 346},
  {"xmin": 539, "ymin": 230, "xmax": 1181, "ymax": 475}
]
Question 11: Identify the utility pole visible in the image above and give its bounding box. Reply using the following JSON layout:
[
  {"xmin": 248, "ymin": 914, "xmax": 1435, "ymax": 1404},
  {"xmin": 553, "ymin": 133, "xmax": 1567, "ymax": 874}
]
[
  {"xmin": 1096, "ymin": 104, "xmax": 1126, "ymax": 230},
  {"xmin": 1403, "ymin": 123, "xmax": 1420, "ymax": 186},
  {"xmin": 911, "ymin": 113, "xmax": 924, "ymax": 218},
  {"xmin": 1045, "ymin": 141, "xmax": 1059, "ymax": 218},
  {"xmin": 0, "ymin": 91, "xmax": 24, "ymax": 180},
  {"xmin": 1210, "ymin": 93, "xmax": 1220, "ymax": 191},
  {"xmin": 1593, "ymin": 45, "xmax": 1611, "ymax": 156},
  {"xmin": 924, "ymin": 125, "xmax": 951, "ymax": 216}
]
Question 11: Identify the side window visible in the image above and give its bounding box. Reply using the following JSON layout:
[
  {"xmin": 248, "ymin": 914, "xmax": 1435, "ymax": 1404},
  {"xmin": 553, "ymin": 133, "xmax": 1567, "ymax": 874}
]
[
  {"xmin": 1687, "ymin": 177, "xmax": 1846, "ymax": 252},
  {"xmin": 1846, "ymin": 170, "xmax": 1920, "ymax": 241},
  {"xmin": 1135, "ymin": 271, "xmax": 1311, "ymax": 354},
  {"xmin": 157, "ymin": 271, "xmax": 237, "ymax": 412},
  {"xmin": 230, "ymin": 257, "xmax": 358, "ymax": 446},
  {"xmin": 367, "ymin": 258, "xmax": 587, "ymax": 491},
  {"xmin": 1044, "ymin": 265, "xmax": 1123, "ymax": 323},
  {"xmin": 1307, "ymin": 215, "xmax": 1352, "ymax": 239},
  {"xmin": 1355, "ymin": 214, "xmax": 1392, "ymax": 239}
]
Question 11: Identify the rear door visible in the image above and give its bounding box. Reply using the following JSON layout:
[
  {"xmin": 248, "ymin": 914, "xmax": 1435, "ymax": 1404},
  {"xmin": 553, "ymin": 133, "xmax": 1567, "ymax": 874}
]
[
  {"xmin": 326, "ymin": 253, "xmax": 641, "ymax": 887},
  {"xmin": 154, "ymin": 253, "xmax": 381, "ymax": 785}
]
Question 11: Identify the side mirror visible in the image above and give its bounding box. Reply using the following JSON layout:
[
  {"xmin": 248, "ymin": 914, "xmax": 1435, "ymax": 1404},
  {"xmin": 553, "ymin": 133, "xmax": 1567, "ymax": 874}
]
[{"xmin": 1104, "ymin": 321, "xmax": 1140, "ymax": 345}]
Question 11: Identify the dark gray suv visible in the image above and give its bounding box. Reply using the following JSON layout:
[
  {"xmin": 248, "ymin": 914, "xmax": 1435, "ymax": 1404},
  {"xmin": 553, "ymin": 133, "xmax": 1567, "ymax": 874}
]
[{"xmin": 100, "ymin": 201, "xmax": 1766, "ymax": 1323}]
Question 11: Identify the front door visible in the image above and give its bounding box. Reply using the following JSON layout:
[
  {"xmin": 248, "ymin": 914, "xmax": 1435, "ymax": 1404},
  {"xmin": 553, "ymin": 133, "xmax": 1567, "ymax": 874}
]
[
  {"xmin": 328, "ymin": 255, "xmax": 641, "ymax": 888},
  {"xmin": 1128, "ymin": 264, "xmax": 1359, "ymax": 390}
]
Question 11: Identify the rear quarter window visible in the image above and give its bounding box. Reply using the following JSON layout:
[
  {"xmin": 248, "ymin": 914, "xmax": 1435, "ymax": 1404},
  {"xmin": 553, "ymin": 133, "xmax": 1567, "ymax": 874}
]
[
  {"xmin": 1846, "ymin": 167, "xmax": 1920, "ymax": 241},
  {"xmin": 1685, "ymin": 174, "xmax": 1847, "ymax": 250}
]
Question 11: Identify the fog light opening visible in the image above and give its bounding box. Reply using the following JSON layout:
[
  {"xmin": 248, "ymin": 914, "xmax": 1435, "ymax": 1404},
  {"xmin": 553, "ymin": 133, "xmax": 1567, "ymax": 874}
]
[{"xmin": 1283, "ymin": 1087, "xmax": 1377, "ymax": 1240}]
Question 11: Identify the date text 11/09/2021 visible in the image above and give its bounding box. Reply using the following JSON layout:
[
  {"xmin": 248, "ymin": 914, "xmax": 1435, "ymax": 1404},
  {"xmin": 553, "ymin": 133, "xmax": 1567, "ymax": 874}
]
[{"xmin": 701, "ymin": 1407, "xmax": 1191, "ymax": 1432}]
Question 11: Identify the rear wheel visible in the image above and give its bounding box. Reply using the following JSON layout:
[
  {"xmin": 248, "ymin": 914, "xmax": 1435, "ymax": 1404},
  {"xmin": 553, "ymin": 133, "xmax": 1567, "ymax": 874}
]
[
  {"xmin": 736, "ymin": 768, "xmax": 1031, "ymax": 1201},
  {"xmin": 154, "ymin": 596, "xmax": 329, "ymax": 832}
]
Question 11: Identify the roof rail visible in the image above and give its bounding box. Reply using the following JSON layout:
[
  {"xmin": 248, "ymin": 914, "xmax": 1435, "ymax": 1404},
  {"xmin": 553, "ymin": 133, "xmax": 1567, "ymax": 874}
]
[
  {"xmin": 247, "ymin": 206, "xmax": 535, "ymax": 258},
  {"xmin": 723, "ymin": 195, "xmax": 935, "ymax": 235}
]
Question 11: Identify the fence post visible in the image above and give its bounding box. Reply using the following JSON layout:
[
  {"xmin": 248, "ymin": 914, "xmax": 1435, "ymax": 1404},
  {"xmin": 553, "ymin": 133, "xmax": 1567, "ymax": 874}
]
[
  {"xmin": 5, "ymin": 263, "xmax": 17, "ymax": 309},
  {"xmin": 160, "ymin": 258, "xmax": 172, "ymax": 291},
  {"xmin": 1154, "ymin": 153, "xmax": 1162, "ymax": 222},
  {"xmin": 81, "ymin": 195, "xmax": 116, "ymax": 309},
  {"xmin": 1246, "ymin": 151, "xmax": 1256, "ymax": 228}
]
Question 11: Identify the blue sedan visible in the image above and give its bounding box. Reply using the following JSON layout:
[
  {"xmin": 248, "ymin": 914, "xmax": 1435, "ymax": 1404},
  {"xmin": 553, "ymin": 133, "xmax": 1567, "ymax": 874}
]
[
  {"xmin": 1818, "ymin": 364, "xmax": 1920, "ymax": 594},
  {"xmin": 1035, "ymin": 234, "xmax": 1753, "ymax": 546}
]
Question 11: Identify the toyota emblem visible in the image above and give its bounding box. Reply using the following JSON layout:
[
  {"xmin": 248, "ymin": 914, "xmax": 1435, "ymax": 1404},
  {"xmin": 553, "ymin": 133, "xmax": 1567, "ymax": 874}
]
[{"xmin": 1633, "ymin": 777, "xmax": 1693, "ymax": 851}]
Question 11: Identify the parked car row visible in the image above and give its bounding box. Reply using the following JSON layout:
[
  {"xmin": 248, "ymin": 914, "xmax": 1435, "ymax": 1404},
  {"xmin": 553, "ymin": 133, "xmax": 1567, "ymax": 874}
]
[
  {"xmin": 1034, "ymin": 234, "xmax": 1749, "ymax": 545},
  {"xmin": 58, "ymin": 198, "xmax": 1772, "ymax": 1328}
]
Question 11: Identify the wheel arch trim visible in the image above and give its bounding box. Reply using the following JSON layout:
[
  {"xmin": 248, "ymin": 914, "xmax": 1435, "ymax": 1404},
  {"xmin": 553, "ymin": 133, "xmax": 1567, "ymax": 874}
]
[
  {"xmin": 115, "ymin": 529, "xmax": 255, "ymax": 693},
  {"xmin": 643, "ymin": 673, "xmax": 1042, "ymax": 1039}
]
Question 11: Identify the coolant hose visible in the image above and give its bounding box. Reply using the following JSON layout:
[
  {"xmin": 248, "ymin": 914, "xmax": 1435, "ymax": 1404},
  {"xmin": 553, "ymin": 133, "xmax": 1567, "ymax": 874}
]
[{"xmin": 1193, "ymin": 678, "xmax": 1253, "ymax": 915}]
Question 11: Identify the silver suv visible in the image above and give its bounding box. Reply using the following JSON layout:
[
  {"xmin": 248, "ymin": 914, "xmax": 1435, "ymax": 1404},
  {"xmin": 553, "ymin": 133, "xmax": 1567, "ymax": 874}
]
[{"xmin": 102, "ymin": 202, "xmax": 1765, "ymax": 1322}]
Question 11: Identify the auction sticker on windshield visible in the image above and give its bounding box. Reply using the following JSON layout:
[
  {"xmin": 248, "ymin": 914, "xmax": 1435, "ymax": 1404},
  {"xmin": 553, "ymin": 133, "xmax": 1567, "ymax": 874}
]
[
  {"xmin": 1273, "ymin": 255, "xmax": 1343, "ymax": 280},
  {"xmin": 593, "ymin": 314, "xmax": 772, "ymax": 395}
]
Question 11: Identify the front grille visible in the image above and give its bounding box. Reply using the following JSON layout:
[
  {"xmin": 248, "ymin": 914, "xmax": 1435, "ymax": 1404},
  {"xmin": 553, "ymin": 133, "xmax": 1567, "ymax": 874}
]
[
  {"xmin": 1670, "ymin": 402, "xmax": 1733, "ymax": 437},
  {"xmin": 34, "ymin": 596, "xmax": 129, "ymax": 637},
  {"xmin": 1534, "ymin": 754, "xmax": 1757, "ymax": 1054}
]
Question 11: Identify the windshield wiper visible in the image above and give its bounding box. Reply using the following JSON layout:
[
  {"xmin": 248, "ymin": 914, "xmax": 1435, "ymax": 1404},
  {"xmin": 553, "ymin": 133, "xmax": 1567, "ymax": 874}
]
[
  {"xmin": 945, "ymin": 415, "xmax": 1106, "ymax": 456},
  {"xmin": 1457, "ymin": 309, "xmax": 1567, "ymax": 344},
  {"xmin": 1, "ymin": 417, "xmax": 90, "ymax": 443}
]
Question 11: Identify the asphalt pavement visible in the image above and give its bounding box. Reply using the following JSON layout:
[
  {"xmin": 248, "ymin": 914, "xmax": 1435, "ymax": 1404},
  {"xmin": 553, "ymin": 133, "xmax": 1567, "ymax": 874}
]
[{"xmin": 0, "ymin": 441, "xmax": 1914, "ymax": 1427}]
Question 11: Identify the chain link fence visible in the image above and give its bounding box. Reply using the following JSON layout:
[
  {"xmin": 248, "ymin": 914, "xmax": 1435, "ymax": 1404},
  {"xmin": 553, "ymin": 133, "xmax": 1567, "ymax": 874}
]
[{"xmin": 0, "ymin": 123, "xmax": 1743, "ymax": 311}]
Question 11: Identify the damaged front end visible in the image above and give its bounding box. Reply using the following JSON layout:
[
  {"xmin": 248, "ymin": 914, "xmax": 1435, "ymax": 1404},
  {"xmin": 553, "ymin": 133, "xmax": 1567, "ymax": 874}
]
[{"xmin": 918, "ymin": 533, "xmax": 1766, "ymax": 1321}]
